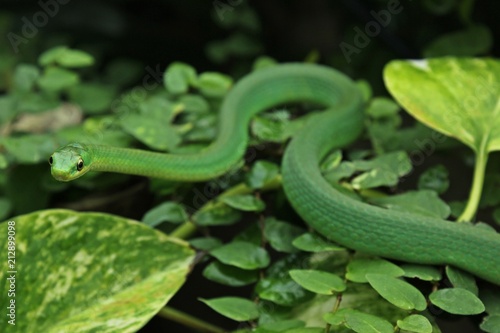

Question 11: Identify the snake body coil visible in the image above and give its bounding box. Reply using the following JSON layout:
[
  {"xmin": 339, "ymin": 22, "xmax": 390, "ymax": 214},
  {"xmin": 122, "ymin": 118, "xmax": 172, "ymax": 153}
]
[{"xmin": 51, "ymin": 64, "xmax": 500, "ymax": 285}]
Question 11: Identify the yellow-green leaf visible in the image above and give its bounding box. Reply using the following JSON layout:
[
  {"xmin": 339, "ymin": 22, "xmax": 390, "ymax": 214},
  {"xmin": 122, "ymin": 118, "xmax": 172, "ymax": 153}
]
[
  {"xmin": 0, "ymin": 209, "xmax": 195, "ymax": 333},
  {"xmin": 384, "ymin": 57, "xmax": 500, "ymax": 154}
]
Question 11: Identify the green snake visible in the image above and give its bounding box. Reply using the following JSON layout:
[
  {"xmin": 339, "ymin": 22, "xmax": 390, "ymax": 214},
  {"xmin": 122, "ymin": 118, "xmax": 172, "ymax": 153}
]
[{"xmin": 50, "ymin": 63, "xmax": 500, "ymax": 285}]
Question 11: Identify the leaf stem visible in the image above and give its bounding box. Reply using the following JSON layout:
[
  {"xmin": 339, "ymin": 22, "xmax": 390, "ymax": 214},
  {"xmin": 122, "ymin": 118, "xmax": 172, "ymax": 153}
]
[
  {"xmin": 157, "ymin": 306, "xmax": 226, "ymax": 333},
  {"xmin": 457, "ymin": 142, "xmax": 489, "ymax": 222}
]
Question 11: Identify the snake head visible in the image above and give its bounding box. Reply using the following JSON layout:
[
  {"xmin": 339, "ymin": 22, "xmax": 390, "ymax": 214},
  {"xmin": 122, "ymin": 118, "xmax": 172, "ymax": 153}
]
[{"xmin": 49, "ymin": 143, "xmax": 92, "ymax": 181}]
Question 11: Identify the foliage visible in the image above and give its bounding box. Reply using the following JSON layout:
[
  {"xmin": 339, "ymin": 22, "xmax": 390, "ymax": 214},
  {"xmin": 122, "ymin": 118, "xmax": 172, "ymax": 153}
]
[{"xmin": 0, "ymin": 2, "xmax": 500, "ymax": 333}]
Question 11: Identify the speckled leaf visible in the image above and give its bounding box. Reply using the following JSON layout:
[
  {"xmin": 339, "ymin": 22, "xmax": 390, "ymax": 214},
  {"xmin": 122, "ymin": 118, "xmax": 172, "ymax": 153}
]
[
  {"xmin": 0, "ymin": 209, "xmax": 195, "ymax": 333},
  {"xmin": 384, "ymin": 57, "xmax": 500, "ymax": 154},
  {"xmin": 429, "ymin": 288, "xmax": 485, "ymax": 315}
]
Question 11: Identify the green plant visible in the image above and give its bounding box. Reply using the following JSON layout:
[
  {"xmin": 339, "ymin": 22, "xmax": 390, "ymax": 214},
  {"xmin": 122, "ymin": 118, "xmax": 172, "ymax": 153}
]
[{"xmin": 1, "ymin": 45, "xmax": 500, "ymax": 333}]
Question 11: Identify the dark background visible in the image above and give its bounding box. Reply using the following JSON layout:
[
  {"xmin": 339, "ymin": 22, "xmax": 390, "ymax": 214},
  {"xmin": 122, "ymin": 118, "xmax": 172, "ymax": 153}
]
[{"xmin": 1, "ymin": 1, "xmax": 498, "ymax": 332}]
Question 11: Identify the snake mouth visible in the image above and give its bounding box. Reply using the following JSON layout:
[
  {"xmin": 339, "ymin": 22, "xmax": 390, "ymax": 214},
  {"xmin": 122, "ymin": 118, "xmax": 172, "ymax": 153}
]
[{"xmin": 50, "ymin": 168, "xmax": 74, "ymax": 182}]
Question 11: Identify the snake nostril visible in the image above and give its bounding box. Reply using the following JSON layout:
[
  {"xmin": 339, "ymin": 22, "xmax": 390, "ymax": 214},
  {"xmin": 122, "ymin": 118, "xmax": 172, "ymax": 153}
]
[{"xmin": 49, "ymin": 156, "xmax": 53, "ymax": 165}]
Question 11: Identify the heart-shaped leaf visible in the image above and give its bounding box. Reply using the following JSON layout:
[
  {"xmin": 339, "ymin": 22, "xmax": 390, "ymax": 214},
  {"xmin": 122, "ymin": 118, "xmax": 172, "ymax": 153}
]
[
  {"xmin": 384, "ymin": 57, "xmax": 500, "ymax": 221},
  {"xmin": 384, "ymin": 57, "xmax": 500, "ymax": 154},
  {"xmin": 0, "ymin": 209, "xmax": 194, "ymax": 333}
]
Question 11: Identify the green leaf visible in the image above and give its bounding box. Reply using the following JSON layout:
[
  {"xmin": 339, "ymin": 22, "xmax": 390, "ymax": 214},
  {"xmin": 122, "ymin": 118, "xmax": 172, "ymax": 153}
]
[
  {"xmin": 252, "ymin": 56, "xmax": 278, "ymax": 71},
  {"xmin": 351, "ymin": 151, "xmax": 412, "ymax": 189},
  {"xmin": 1, "ymin": 133, "xmax": 56, "ymax": 164},
  {"xmin": 320, "ymin": 149, "xmax": 343, "ymax": 172},
  {"xmin": 325, "ymin": 309, "xmax": 394, "ymax": 333},
  {"xmin": 346, "ymin": 258, "xmax": 404, "ymax": 283},
  {"xmin": 429, "ymin": 288, "xmax": 485, "ymax": 315},
  {"xmin": 283, "ymin": 328, "xmax": 323, "ymax": 333},
  {"xmin": 252, "ymin": 115, "xmax": 288, "ymax": 143},
  {"xmin": 292, "ymin": 233, "xmax": 345, "ymax": 252},
  {"xmin": 256, "ymin": 277, "xmax": 313, "ymax": 306},
  {"xmin": 197, "ymin": 72, "xmax": 232, "ymax": 98},
  {"xmin": 13, "ymin": 64, "xmax": 40, "ymax": 92},
  {"xmin": 179, "ymin": 94, "xmax": 210, "ymax": 113},
  {"xmin": 423, "ymin": 25, "xmax": 493, "ymax": 57},
  {"xmin": 39, "ymin": 46, "xmax": 95, "ymax": 68},
  {"xmin": 246, "ymin": 160, "xmax": 280, "ymax": 189},
  {"xmin": 119, "ymin": 113, "xmax": 181, "ymax": 151},
  {"xmin": 193, "ymin": 204, "xmax": 242, "ymax": 226},
  {"xmin": 255, "ymin": 320, "xmax": 304, "ymax": 332},
  {"xmin": 200, "ymin": 297, "xmax": 259, "ymax": 321},
  {"xmin": 401, "ymin": 264, "xmax": 442, "ymax": 282},
  {"xmin": 37, "ymin": 67, "xmax": 80, "ymax": 92},
  {"xmin": 481, "ymin": 315, "xmax": 500, "ymax": 333},
  {"xmin": 164, "ymin": 62, "xmax": 197, "ymax": 95},
  {"xmin": 366, "ymin": 274, "xmax": 427, "ymax": 311},
  {"xmin": 221, "ymin": 194, "xmax": 266, "ymax": 212},
  {"xmin": 417, "ymin": 164, "xmax": 449, "ymax": 194},
  {"xmin": 368, "ymin": 190, "xmax": 450, "ymax": 219},
  {"xmin": 366, "ymin": 97, "xmax": 400, "ymax": 119},
  {"xmin": 69, "ymin": 83, "xmax": 116, "ymax": 114},
  {"xmin": 142, "ymin": 202, "xmax": 188, "ymax": 227},
  {"xmin": 203, "ymin": 261, "xmax": 259, "ymax": 286},
  {"xmin": 397, "ymin": 314, "xmax": 433, "ymax": 333},
  {"xmin": 210, "ymin": 241, "xmax": 269, "ymax": 270},
  {"xmin": 0, "ymin": 209, "xmax": 194, "ymax": 332},
  {"xmin": 445, "ymin": 266, "xmax": 478, "ymax": 295},
  {"xmin": 189, "ymin": 237, "xmax": 222, "ymax": 251},
  {"xmin": 384, "ymin": 57, "xmax": 500, "ymax": 154},
  {"xmin": 264, "ymin": 218, "xmax": 305, "ymax": 253},
  {"xmin": 289, "ymin": 269, "xmax": 346, "ymax": 295}
]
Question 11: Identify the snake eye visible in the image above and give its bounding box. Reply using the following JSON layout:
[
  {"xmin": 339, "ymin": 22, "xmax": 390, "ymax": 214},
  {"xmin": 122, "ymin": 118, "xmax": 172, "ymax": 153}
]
[
  {"xmin": 77, "ymin": 159, "xmax": 84, "ymax": 171},
  {"xmin": 49, "ymin": 156, "xmax": 53, "ymax": 165}
]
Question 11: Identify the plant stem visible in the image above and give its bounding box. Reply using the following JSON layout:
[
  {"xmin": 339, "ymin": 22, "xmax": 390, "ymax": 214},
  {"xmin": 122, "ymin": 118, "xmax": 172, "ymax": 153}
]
[
  {"xmin": 157, "ymin": 306, "xmax": 226, "ymax": 333},
  {"xmin": 457, "ymin": 141, "xmax": 489, "ymax": 222}
]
